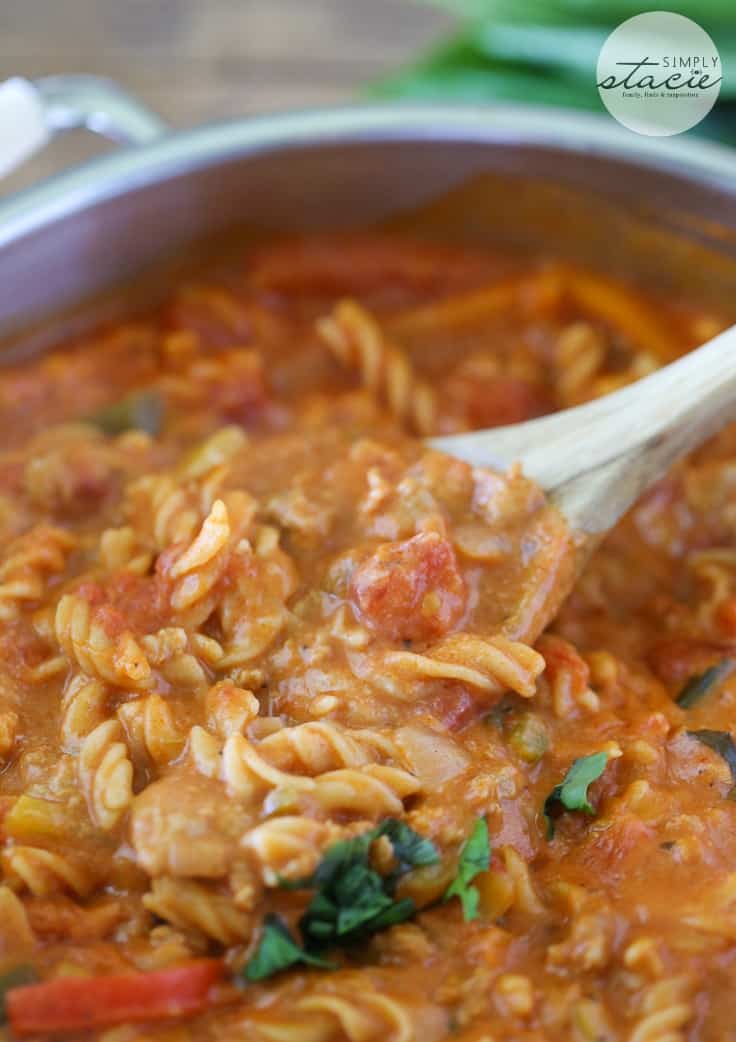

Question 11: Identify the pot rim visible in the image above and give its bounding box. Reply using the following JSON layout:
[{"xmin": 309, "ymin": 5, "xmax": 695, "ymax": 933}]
[{"xmin": 0, "ymin": 101, "xmax": 734, "ymax": 250}]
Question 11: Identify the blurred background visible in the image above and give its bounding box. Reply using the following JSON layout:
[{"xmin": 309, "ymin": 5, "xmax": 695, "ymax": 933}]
[{"xmin": 1, "ymin": 0, "xmax": 734, "ymax": 197}]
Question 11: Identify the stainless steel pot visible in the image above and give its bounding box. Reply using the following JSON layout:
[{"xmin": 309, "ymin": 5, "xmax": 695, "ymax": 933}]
[{"xmin": 0, "ymin": 75, "xmax": 735, "ymax": 348}]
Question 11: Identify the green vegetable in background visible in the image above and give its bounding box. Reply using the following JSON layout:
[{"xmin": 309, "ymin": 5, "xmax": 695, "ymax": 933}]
[
  {"xmin": 443, "ymin": 816, "xmax": 490, "ymax": 921},
  {"xmin": 543, "ymin": 751, "xmax": 608, "ymax": 838},
  {"xmin": 374, "ymin": 0, "xmax": 736, "ymax": 144}
]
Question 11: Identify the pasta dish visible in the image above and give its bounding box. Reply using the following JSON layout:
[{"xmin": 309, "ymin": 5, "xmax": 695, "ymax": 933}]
[{"xmin": 0, "ymin": 234, "xmax": 732, "ymax": 1041}]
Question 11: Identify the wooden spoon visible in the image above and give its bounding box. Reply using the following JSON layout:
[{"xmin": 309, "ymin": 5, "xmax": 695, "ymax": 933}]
[{"xmin": 430, "ymin": 326, "xmax": 735, "ymax": 637}]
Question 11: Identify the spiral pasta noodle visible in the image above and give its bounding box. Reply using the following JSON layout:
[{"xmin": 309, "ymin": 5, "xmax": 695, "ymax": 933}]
[
  {"xmin": 143, "ymin": 877, "xmax": 252, "ymax": 945},
  {"xmin": 55, "ymin": 593, "xmax": 153, "ymax": 690},
  {"xmin": 78, "ymin": 719, "xmax": 134, "ymax": 830},
  {"xmin": 0, "ymin": 524, "xmax": 75, "ymax": 620},
  {"xmin": 318, "ymin": 300, "xmax": 437, "ymax": 436},
  {"xmin": 382, "ymin": 633, "xmax": 545, "ymax": 699},
  {"xmin": 117, "ymin": 693, "xmax": 186, "ymax": 770},
  {"xmin": 258, "ymin": 721, "xmax": 394, "ymax": 774},
  {"xmin": 60, "ymin": 675, "xmax": 109, "ymax": 753},
  {"xmin": 628, "ymin": 978, "xmax": 693, "ymax": 1042},
  {"xmin": 242, "ymin": 816, "xmax": 338, "ymax": 885},
  {"xmin": 2, "ymin": 846, "xmax": 94, "ymax": 898}
]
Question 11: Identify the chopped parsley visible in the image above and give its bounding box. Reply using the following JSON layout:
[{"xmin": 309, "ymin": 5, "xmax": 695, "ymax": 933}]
[
  {"xmin": 676, "ymin": 659, "xmax": 735, "ymax": 708},
  {"xmin": 443, "ymin": 817, "xmax": 490, "ymax": 921},
  {"xmin": 243, "ymin": 819, "xmax": 439, "ymax": 981},
  {"xmin": 543, "ymin": 751, "xmax": 609, "ymax": 839},
  {"xmin": 688, "ymin": 729, "xmax": 736, "ymax": 798}
]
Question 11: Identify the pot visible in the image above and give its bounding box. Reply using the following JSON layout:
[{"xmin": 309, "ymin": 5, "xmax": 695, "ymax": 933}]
[{"xmin": 0, "ymin": 75, "xmax": 735, "ymax": 349}]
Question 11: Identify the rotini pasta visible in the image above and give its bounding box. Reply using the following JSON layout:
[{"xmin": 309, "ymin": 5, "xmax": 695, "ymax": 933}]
[
  {"xmin": 143, "ymin": 877, "xmax": 253, "ymax": 945},
  {"xmin": 55, "ymin": 592, "xmax": 153, "ymax": 689},
  {"xmin": 319, "ymin": 299, "xmax": 437, "ymax": 435},
  {"xmin": 2, "ymin": 845, "xmax": 95, "ymax": 898},
  {"xmin": 0, "ymin": 231, "xmax": 730, "ymax": 1042},
  {"xmin": 0, "ymin": 524, "xmax": 75, "ymax": 620},
  {"xmin": 78, "ymin": 719, "xmax": 134, "ymax": 830}
]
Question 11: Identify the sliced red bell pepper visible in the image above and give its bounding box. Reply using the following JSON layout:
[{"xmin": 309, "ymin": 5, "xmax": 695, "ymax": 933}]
[{"xmin": 6, "ymin": 958, "xmax": 223, "ymax": 1037}]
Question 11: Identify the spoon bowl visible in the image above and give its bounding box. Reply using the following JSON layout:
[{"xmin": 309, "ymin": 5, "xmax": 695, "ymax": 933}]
[
  {"xmin": 429, "ymin": 324, "xmax": 736, "ymax": 642},
  {"xmin": 431, "ymin": 323, "xmax": 736, "ymax": 537}
]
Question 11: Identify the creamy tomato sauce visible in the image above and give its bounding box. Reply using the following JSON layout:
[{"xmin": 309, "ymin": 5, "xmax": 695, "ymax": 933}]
[{"xmin": 0, "ymin": 234, "xmax": 732, "ymax": 1042}]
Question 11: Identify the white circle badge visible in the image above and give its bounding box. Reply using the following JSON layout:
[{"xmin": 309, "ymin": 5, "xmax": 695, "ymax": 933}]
[{"xmin": 597, "ymin": 12, "xmax": 722, "ymax": 137}]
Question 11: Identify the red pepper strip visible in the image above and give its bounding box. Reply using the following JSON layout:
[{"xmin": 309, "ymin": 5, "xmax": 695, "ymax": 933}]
[{"xmin": 6, "ymin": 958, "xmax": 223, "ymax": 1037}]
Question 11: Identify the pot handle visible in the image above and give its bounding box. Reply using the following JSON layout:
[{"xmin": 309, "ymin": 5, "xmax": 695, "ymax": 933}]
[{"xmin": 0, "ymin": 75, "xmax": 169, "ymax": 179}]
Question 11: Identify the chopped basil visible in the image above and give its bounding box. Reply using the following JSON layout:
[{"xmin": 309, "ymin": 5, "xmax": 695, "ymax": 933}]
[
  {"xmin": 688, "ymin": 729, "xmax": 736, "ymax": 798},
  {"xmin": 0, "ymin": 965, "xmax": 38, "ymax": 1022},
  {"xmin": 301, "ymin": 864, "xmax": 416, "ymax": 944},
  {"xmin": 243, "ymin": 916, "xmax": 334, "ymax": 982},
  {"xmin": 377, "ymin": 818, "xmax": 440, "ymax": 881},
  {"xmin": 299, "ymin": 819, "xmax": 438, "ymax": 945},
  {"xmin": 443, "ymin": 817, "xmax": 490, "ymax": 921},
  {"xmin": 87, "ymin": 389, "xmax": 165, "ymax": 437},
  {"xmin": 543, "ymin": 752, "xmax": 608, "ymax": 839},
  {"xmin": 247, "ymin": 819, "xmax": 439, "ymax": 980},
  {"xmin": 676, "ymin": 659, "xmax": 735, "ymax": 708}
]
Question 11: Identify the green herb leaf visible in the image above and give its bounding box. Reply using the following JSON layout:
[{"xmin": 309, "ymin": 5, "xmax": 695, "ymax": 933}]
[
  {"xmin": 0, "ymin": 965, "xmax": 37, "ymax": 1022},
  {"xmin": 688, "ymin": 729, "xmax": 736, "ymax": 798},
  {"xmin": 544, "ymin": 751, "xmax": 608, "ymax": 839},
  {"xmin": 243, "ymin": 916, "xmax": 334, "ymax": 982},
  {"xmin": 676, "ymin": 659, "xmax": 735, "ymax": 708},
  {"xmin": 281, "ymin": 819, "xmax": 439, "ymax": 956},
  {"xmin": 307, "ymin": 831, "xmax": 376, "ymax": 889},
  {"xmin": 375, "ymin": 818, "xmax": 440, "ymax": 876},
  {"xmin": 444, "ymin": 817, "xmax": 490, "ymax": 921},
  {"xmin": 362, "ymin": 897, "xmax": 417, "ymax": 931},
  {"xmin": 87, "ymin": 389, "xmax": 165, "ymax": 437},
  {"xmin": 300, "ymin": 855, "xmax": 406, "ymax": 944},
  {"xmin": 333, "ymin": 863, "xmax": 394, "ymax": 936}
]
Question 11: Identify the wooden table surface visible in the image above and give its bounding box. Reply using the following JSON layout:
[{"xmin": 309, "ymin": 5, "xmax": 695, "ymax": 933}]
[{"xmin": 0, "ymin": 0, "xmax": 450, "ymax": 196}]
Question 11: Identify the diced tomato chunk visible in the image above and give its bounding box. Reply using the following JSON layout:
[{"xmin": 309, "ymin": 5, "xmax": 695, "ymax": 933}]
[
  {"xmin": 350, "ymin": 531, "xmax": 466, "ymax": 642},
  {"xmin": 75, "ymin": 574, "xmax": 170, "ymax": 637}
]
